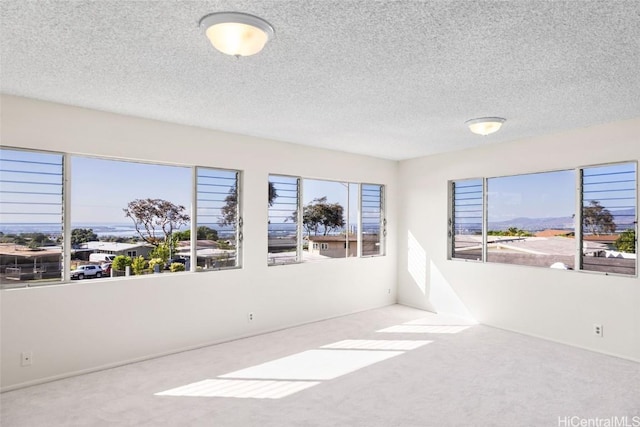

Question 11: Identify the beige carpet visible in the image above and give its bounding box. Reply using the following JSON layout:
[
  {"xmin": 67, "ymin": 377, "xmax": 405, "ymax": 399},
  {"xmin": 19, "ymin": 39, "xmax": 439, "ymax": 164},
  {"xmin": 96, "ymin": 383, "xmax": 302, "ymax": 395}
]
[{"xmin": 1, "ymin": 304, "xmax": 638, "ymax": 426}]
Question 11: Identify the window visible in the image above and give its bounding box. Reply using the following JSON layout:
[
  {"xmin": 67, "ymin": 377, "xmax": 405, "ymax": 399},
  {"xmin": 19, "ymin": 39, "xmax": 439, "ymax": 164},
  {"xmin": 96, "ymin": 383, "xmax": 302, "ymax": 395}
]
[
  {"xmin": 0, "ymin": 148, "xmax": 63, "ymax": 288},
  {"xmin": 303, "ymin": 179, "xmax": 350, "ymax": 260},
  {"xmin": 581, "ymin": 163, "xmax": 636, "ymax": 275},
  {"xmin": 1, "ymin": 147, "xmax": 246, "ymax": 287},
  {"xmin": 487, "ymin": 170, "xmax": 575, "ymax": 268},
  {"xmin": 268, "ymin": 176, "xmax": 386, "ymax": 265},
  {"xmin": 71, "ymin": 156, "xmax": 191, "ymax": 276},
  {"xmin": 361, "ymin": 184, "xmax": 385, "ymax": 257},
  {"xmin": 196, "ymin": 167, "xmax": 241, "ymax": 271},
  {"xmin": 450, "ymin": 179, "xmax": 483, "ymax": 261},
  {"xmin": 449, "ymin": 162, "xmax": 637, "ymax": 276},
  {"xmin": 268, "ymin": 175, "xmax": 299, "ymax": 265}
]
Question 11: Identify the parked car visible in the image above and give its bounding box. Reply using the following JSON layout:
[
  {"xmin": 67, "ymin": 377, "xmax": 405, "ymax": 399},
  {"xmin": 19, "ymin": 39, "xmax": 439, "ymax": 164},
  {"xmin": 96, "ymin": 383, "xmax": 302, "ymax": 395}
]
[
  {"xmin": 70, "ymin": 264, "xmax": 103, "ymax": 280},
  {"xmin": 100, "ymin": 262, "xmax": 112, "ymax": 276}
]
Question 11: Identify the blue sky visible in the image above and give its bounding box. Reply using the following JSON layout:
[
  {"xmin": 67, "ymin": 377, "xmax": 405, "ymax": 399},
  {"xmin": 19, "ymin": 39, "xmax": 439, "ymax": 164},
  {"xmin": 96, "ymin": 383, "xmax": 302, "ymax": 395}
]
[
  {"xmin": 487, "ymin": 170, "xmax": 576, "ymax": 221},
  {"xmin": 2, "ymin": 148, "xmax": 634, "ymax": 227},
  {"xmin": 72, "ymin": 158, "xmax": 359, "ymax": 225},
  {"xmin": 1, "ymin": 148, "xmax": 367, "ymax": 228},
  {"xmin": 72, "ymin": 156, "xmax": 192, "ymax": 224}
]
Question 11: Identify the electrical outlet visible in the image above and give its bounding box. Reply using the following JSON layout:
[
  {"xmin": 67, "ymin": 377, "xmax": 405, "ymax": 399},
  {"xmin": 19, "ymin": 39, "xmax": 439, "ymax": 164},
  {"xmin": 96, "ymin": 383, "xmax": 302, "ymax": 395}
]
[
  {"xmin": 593, "ymin": 324, "xmax": 603, "ymax": 337},
  {"xmin": 248, "ymin": 312, "xmax": 254, "ymax": 322},
  {"xmin": 21, "ymin": 351, "xmax": 33, "ymax": 367},
  {"xmin": 387, "ymin": 288, "xmax": 391, "ymax": 294}
]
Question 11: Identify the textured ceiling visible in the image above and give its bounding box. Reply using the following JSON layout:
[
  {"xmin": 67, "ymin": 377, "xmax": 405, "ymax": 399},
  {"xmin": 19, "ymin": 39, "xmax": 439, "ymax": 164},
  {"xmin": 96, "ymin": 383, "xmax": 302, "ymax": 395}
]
[{"xmin": 1, "ymin": 1, "xmax": 639, "ymax": 160}]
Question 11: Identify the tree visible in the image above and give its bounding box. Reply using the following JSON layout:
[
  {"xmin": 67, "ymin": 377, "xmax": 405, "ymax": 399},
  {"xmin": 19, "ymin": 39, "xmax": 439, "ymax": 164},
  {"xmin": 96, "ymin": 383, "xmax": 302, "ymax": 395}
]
[
  {"xmin": 172, "ymin": 226, "xmax": 218, "ymax": 242},
  {"xmin": 71, "ymin": 228, "xmax": 98, "ymax": 246},
  {"xmin": 583, "ymin": 200, "xmax": 616, "ymax": 235},
  {"xmin": 150, "ymin": 242, "xmax": 171, "ymax": 263},
  {"xmin": 123, "ymin": 198, "xmax": 190, "ymax": 246},
  {"xmin": 172, "ymin": 230, "xmax": 190, "ymax": 241},
  {"xmin": 197, "ymin": 226, "xmax": 218, "ymax": 240},
  {"xmin": 268, "ymin": 181, "xmax": 277, "ymax": 207},
  {"xmin": 614, "ymin": 229, "xmax": 636, "ymax": 253},
  {"xmin": 220, "ymin": 181, "xmax": 278, "ymax": 227},
  {"xmin": 291, "ymin": 196, "xmax": 345, "ymax": 236},
  {"xmin": 27, "ymin": 239, "xmax": 41, "ymax": 249}
]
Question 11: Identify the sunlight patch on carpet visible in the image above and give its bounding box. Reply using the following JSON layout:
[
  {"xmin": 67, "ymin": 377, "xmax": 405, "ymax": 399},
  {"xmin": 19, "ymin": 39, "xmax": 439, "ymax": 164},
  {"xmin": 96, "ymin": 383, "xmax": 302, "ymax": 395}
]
[
  {"xmin": 377, "ymin": 325, "xmax": 471, "ymax": 334},
  {"xmin": 219, "ymin": 349, "xmax": 404, "ymax": 381},
  {"xmin": 403, "ymin": 316, "xmax": 476, "ymax": 326},
  {"xmin": 155, "ymin": 379, "xmax": 319, "ymax": 399},
  {"xmin": 321, "ymin": 339, "xmax": 431, "ymax": 350}
]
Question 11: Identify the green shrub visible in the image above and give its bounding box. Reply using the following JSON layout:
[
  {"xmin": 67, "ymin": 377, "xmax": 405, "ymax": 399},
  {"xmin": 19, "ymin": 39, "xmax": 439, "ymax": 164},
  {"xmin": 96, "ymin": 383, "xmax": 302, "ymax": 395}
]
[
  {"xmin": 112, "ymin": 255, "xmax": 132, "ymax": 271},
  {"xmin": 131, "ymin": 256, "xmax": 147, "ymax": 275},
  {"xmin": 148, "ymin": 257, "xmax": 164, "ymax": 271},
  {"xmin": 615, "ymin": 230, "xmax": 636, "ymax": 253},
  {"xmin": 169, "ymin": 262, "xmax": 186, "ymax": 272}
]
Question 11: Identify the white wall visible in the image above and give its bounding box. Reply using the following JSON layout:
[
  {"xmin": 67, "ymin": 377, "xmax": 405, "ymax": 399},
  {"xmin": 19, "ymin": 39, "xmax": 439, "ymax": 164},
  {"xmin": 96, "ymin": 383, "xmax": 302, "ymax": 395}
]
[
  {"xmin": 397, "ymin": 117, "xmax": 640, "ymax": 362},
  {"xmin": 0, "ymin": 95, "xmax": 398, "ymax": 390}
]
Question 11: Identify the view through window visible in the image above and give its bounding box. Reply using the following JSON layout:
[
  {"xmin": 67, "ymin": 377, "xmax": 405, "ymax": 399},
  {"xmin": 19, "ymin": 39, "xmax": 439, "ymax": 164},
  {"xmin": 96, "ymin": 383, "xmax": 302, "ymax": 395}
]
[
  {"xmin": 581, "ymin": 163, "xmax": 637, "ymax": 275},
  {"xmin": 361, "ymin": 184, "xmax": 384, "ymax": 257},
  {"xmin": 0, "ymin": 148, "xmax": 63, "ymax": 288},
  {"xmin": 71, "ymin": 156, "xmax": 191, "ymax": 277},
  {"xmin": 302, "ymin": 179, "xmax": 350, "ymax": 261},
  {"xmin": 268, "ymin": 176, "xmax": 386, "ymax": 265},
  {"xmin": 450, "ymin": 179, "xmax": 483, "ymax": 261},
  {"xmin": 268, "ymin": 175, "xmax": 299, "ymax": 265},
  {"xmin": 196, "ymin": 167, "xmax": 241, "ymax": 271},
  {"xmin": 449, "ymin": 162, "xmax": 637, "ymax": 276},
  {"xmin": 0, "ymin": 151, "xmax": 246, "ymax": 285},
  {"xmin": 1, "ymin": 147, "xmax": 387, "ymax": 287},
  {"xmin": 487, "ymin": 170, "xmax": 576, "ymax": 269}
]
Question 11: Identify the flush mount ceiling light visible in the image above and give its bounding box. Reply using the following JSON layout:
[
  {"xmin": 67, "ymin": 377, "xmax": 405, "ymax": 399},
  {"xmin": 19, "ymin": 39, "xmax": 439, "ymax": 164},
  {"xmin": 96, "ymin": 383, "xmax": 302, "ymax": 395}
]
[
  {"xmin": 199, "ymin": 12, "xmax": 274, "ymax": 57},
  {"xmin": 465, "ymin": 117, "xmax": 506, "ymax": 136}
]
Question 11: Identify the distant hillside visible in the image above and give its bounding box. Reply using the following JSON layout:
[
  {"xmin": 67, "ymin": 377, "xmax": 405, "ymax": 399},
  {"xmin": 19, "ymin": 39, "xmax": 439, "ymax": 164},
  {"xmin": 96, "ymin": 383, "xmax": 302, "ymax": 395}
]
[
  {"xmin": 488, "ymin": 216, "xmax": 574, "ymax": 232},
  {"xmin": 611, "ymin": 208, "xmax": 636, "ymax": 226},
  {"xmin": 489, "ymin": 207, "xmax": 635, "ymax": 232}
]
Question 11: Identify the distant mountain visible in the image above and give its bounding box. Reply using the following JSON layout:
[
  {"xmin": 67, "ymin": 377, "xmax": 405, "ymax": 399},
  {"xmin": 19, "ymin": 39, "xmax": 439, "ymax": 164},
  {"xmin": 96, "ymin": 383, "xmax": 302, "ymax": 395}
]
[
  {"xmin": 488, "ymin": 216, "xmax": 574, "ymax": 232},
  {"xmin": 488, "ymin": 207, "xmax": 636, "ymax": 232},
  {"xmin": 611, "ymin": 208, "xmax": 636, "ymax": 225}
]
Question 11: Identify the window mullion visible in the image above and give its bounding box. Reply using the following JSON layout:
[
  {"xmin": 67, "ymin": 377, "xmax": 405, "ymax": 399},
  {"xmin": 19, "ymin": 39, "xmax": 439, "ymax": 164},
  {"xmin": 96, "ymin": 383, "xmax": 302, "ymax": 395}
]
[
  {"xmin": 190, "ymin": 166, "xmax": 197, "ymax": 272},
  {"xmin": 482, "ymin": 178, "xmax": 488, "ymax": 263},
  {"xmin": 357, "ymin": 183, "xmax": 363, "ymax": 257},
  {"xmin": 63, "ymin": 153, "xmax": 71, "ymax": 282},
  {"xmin": 296, "ymin": 177, "xmax": 303, "ymax": 262},
  {"xmin": 575, "ymin": 168, "xmax": 584, "ymax": 271}
]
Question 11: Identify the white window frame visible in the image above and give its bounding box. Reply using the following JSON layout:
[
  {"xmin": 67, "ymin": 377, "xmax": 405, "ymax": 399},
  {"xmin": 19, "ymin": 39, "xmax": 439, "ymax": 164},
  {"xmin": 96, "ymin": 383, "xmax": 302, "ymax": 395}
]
[
  {"xmin": 268, "ymin": 175, "xmax": 386, "ymax": 266},
  {"xmin": 448, "ymin": 161, "xmax": 638, "ymax": 277}
]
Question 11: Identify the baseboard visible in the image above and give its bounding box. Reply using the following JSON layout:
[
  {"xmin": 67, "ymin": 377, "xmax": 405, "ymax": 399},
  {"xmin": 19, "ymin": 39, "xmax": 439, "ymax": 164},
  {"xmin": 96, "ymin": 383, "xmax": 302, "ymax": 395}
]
[
  {"xmin": 480, "ymin": 322, "xmax": 640, "ymax": 364},
  {"xmin": 1, "ymin": 301, "xmax": 397, "ymax": 393}
]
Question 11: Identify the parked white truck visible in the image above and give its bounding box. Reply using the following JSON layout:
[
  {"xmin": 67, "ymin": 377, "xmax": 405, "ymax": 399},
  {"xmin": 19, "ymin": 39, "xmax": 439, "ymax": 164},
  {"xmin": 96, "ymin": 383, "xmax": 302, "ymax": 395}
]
[{"xmin": 89, "ymin": 253, "xmax": 116, "ymax": 263}]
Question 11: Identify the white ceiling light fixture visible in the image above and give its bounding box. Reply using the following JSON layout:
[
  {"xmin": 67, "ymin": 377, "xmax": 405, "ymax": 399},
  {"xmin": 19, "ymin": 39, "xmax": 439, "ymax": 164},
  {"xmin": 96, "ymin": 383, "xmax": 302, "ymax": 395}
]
[
  {"xmin": 465, "ymin": 117, "xmax": 506, "ymax": 136},
  {"xmin": 199, "ymin": 12, "xmax": 274, "ymax": 57}
]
